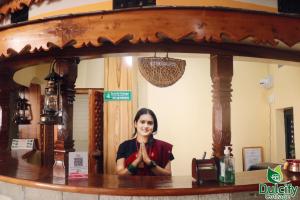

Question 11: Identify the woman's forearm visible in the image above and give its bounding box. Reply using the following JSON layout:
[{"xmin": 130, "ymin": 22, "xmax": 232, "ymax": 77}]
[
  {"xmin": 151, "ymin": 165, "xmax": 172, "ymax": 176},
  {"xmin": 116, "ymin": 158, "xmax": 140, "ymax": 176},
  {"xmin": 116, "ymin": 168, "xmax": 131, "ymax": 176}
]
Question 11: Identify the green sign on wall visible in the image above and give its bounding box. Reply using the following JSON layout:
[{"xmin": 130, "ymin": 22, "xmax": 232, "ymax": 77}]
[{"xmin": 104, "ymin": 91, "xmax": 132, "ymax": 101}]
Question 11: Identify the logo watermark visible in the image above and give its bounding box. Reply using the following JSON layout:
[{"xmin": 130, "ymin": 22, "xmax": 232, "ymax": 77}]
[{"xmin": 259, "ymin": 165, "xmax": 298, "ymax": 199}]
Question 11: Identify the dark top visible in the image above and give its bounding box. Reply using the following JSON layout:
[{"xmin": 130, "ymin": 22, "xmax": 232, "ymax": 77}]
[{"xmin": 116, "ymin": 137, "xmax": 174, "ymax": 175}]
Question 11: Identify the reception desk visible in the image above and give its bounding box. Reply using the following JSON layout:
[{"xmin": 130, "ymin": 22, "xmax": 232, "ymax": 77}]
[{"xmin": 0, "ymin": 151, "xmax": 300, "ymax": 200}]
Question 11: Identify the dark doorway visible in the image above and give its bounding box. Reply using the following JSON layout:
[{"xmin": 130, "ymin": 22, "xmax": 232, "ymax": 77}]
[
  {"xmin": 113, "ymin": 0, "xmax": 156, "ymax": 9},
  {"xmin": 278, "ymin": 0, "xmax": 300, "ymax": 14},
  {"xmin": 284, "ymin": 108, "xmax": 295, "ymax": 159},
  {"xmin": 11, "ymin": 6, "xmax": 29, "ymax": 23}
]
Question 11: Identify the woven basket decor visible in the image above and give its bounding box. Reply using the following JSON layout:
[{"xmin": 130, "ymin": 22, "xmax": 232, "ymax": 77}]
[{"xmin": 138, "ymin": 56, "xmax": 186, "ymax": 87}]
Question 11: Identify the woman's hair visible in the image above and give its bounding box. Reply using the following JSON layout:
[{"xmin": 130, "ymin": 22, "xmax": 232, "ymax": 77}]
[{"xmin": 132, "ymin": 108, "xmax": 158, "ymax": 137}]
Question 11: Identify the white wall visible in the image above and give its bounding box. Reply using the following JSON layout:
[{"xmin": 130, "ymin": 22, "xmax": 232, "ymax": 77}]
[
  {"xmin": 231, "ymin": 61, "xmax": 269, "ymax": 172},
  {"xmin": 138, "ymin": 55, "xmax": 213, "ymax": 176},
  {"xmin": 268, "ymin": 64, "xmax": 300, "ymax": 163},
  {"xmin": 73, "ymin": 94, "xmax": 89, "ymax": 151},
  {"xmin": 0, "ymin": 16, "xmax": 10, "ymax": 26},
  {"xmin": 238, "ymin": 0, "xmax": 277, "ymax": 7},
  {"xmin": 29, "ymin": 0, "xmax": 110, "ymax": 19},
  {"xmin": 13, "ymin": 64, "xmax": 48, "ymax": 88},
  {"xmin": 13, "ymin": 58, "xmax": 104, "ymax": 89},
  {"xmin": 75, "ymin": 58, "xmax": 105, "ymax": 88},
  {"xmin": 137, "ymin": 55, "xmax": 270, "ymax": 175}
]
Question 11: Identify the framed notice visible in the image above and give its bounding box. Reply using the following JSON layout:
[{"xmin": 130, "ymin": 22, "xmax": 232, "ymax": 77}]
[
  {"xmin": 242, "ymin": 146, "xmax": 263, "ymax": 171},
  {"xmin": 11, "ymin": 139, "xmax": 35, "ymax": 150}
]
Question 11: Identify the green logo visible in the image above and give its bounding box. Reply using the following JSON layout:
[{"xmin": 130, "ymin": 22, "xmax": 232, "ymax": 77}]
[
  {"xmin": 104, "ymin": 91, "xmax": 132, "ymax": 101},
  {"xmin": 267, "ymin": 165, "xmax": 285, "ymax": 184},
  {"xmin": 259, "ymin": 165, "xmax": 298, "ymax": 199}
]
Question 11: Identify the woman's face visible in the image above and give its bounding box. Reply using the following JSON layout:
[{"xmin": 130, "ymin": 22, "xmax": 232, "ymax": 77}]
[{"xmin": 134, "ymin": 113, "xmax": 154, "ymax": 137}]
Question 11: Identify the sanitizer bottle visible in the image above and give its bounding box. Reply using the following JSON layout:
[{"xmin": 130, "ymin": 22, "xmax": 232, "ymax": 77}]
[{"xmin": 219, "ymin": 146, "xmax": 235, "ymax": 183}]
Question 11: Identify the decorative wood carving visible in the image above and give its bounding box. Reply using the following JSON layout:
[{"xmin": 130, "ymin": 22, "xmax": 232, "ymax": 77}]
[
  {"xmin": 53, "ymin": 57, "xmax": 79, "ymax": 178},
  {"xmin": 210, "ymin": 54, "xmax": 233, "ymax": 159},
  {"xmin": 0, "ymin": 0, "xmax": 47, "ymax": 21},
  {"xmin": 88, "ymin": 90, "xmax": 103, "ymax": 174},
  {"xmin": 0, "ymin": 7, "xmax": 300, "ymax": 61}
]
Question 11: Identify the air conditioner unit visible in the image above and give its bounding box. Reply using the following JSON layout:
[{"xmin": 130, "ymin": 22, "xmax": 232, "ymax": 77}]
[{"xmin": 259, "ymin": 75, "xmax": 273, "ymax": 89}]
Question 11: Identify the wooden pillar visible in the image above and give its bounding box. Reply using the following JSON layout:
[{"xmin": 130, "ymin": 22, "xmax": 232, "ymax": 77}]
[
  {"xmin": 53, "ymin": 58, "xmax": 79, "ymax": 178},
  {"xmin": 0, "ymin": 90, "xmax": 10, "ymax": 150},
  {"xmin": 210, "ymin": 54, "xmax": 233, "ymax": 159},
  {"xmin": 104, "ymin": 57, "xmax": 138, "ymax": 174},
  {"xmin": 41, "ymin": 125, "xmax": 54, "ymax": 167},
  {"xmin": 0, "ymin": 72, "xmax": 17, "ymax": 151},
  {"xmin": 88, "ymin": 90, "xmax": 104, "ymax": 174}
]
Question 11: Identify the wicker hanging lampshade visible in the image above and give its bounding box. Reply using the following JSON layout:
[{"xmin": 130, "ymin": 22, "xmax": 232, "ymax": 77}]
[{"xmin": 138, "ymin": 53, "xmax": 186, "ymax": 87}]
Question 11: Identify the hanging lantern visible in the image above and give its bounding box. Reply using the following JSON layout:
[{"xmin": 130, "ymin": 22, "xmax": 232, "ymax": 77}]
[
  {"xmin": 40, "ymin": 60, "xmax": 63, "ymax": 125},
  {"xmin": 13, "ymin": 87, "xmax": 32, "ymax": 124}
]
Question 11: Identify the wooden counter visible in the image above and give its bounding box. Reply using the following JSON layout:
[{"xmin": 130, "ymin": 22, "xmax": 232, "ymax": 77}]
[{"xmin": 0, "ymin": 151, "xmax": 300, "ymax": 196}]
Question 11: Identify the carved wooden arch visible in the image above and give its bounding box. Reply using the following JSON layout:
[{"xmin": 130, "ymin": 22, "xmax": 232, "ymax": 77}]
[{"xmin": 0, "ymin": 7, "xmax": 300, "ymax": 65}]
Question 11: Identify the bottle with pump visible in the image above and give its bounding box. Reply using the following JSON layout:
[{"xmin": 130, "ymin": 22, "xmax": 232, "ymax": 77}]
[{"xmin": 219, "ymin": 146, "xmax": 235, "ymax": 183}]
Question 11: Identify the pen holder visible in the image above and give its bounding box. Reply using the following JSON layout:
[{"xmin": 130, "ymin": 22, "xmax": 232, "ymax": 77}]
[{"xmin": 192, "ymin": 158, "xmax": 218, "ymax": 185}]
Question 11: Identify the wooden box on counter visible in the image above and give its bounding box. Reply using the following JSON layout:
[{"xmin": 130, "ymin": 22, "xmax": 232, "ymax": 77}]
[{"xmin": 192, "ymin": 158, "xmax": 218, "ymax": 185}]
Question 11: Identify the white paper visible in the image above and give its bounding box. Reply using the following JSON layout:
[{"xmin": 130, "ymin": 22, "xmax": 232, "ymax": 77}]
[
  {"xmin": 68, "ymin": 152, "xmax": 88, "ymax": 179},
  {"xmin": 244, "ymin": 148, "xmax": 262, "ymax": 171},
  {"xmin": 11, "ymin": 139, "xmax": 34, "ymax": 150}
]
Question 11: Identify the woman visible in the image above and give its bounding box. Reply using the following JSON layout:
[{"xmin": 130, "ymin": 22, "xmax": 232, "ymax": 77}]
[{"xmin": 116, "ymin": 108, "xmax": 174, "ymax": 176}]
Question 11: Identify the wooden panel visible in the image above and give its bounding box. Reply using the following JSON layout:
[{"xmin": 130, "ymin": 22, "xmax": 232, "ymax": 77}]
[
  {"xmin": 18, "ymin": 83, "xmax": 42, "ymax": 148},
  {"xmin": 0, "ymin": 90, "xmax": 10, "ymax": 150},
  {"xmin": 103, "ymin": 57, "xmax": 137, "ymax": 174},
  {"xmin": 41, "ymin": 124, "xmax": 54, "ymax": 167},
  {"xmin": 88, "ymin": 89, "xmax": 104, "ymax": 174}
]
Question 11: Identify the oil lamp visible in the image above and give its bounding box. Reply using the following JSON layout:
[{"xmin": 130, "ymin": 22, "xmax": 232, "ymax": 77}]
[
  {"xmin": 40, "ymin": 60, "xmax": 62, "ymax": 125},
  {"xmin": 13, "ymin": 87, "xmax": 32, "ymax": 124}
]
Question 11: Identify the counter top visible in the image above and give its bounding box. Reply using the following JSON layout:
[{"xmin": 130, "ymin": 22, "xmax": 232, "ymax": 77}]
[{"xmin": 0, "ymin": 151, "xmax": 299, "ymax": 196}]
